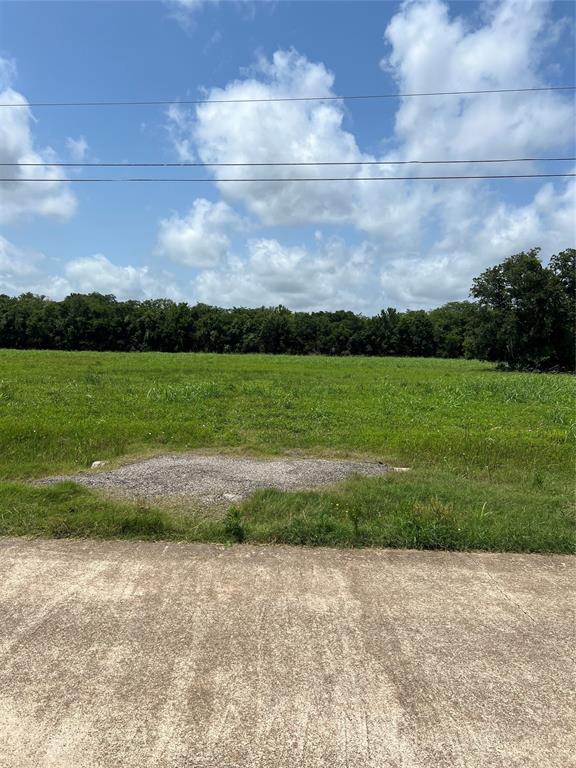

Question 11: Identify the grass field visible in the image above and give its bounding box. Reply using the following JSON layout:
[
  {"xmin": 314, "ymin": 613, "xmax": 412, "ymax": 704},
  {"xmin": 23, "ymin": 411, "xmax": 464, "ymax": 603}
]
[{"xmin": 0, "ymin": 349, "xmax": 574, "ymax": 552}]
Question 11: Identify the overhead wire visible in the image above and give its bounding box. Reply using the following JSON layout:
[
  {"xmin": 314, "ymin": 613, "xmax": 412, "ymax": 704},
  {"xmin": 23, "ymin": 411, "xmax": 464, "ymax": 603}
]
[
  {"xmin": 5, "ymin": 156, "xmax": 576, "ymax": 168},
  {"xmin": 1, "ymin": 85, "xmax": 574, "ymax": 108},
  {"xmin": 3, "ymin": 87, "xmax": 573, "ymax": 182},
  {"xmin": 5, "ymin": 173, "xmax": 575, "ymax": 182}
]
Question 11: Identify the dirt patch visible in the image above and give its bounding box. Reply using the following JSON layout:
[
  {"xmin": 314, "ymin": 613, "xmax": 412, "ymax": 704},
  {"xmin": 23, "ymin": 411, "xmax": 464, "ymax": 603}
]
[{"xmin": 42, "ymin": 454, "xmax": 390, "ymax": 504}]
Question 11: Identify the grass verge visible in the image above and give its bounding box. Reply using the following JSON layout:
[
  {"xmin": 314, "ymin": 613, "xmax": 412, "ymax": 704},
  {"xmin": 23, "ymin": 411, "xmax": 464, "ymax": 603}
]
[{"xmin": 1, "ymin": 469, "xmax": 573, "ymax": 553}]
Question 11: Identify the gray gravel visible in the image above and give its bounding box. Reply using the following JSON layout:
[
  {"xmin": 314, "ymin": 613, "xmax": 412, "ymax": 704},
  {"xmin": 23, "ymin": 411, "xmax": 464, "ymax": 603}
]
[{"xmin": 42, "ymin": 454, "xmax": 390, "ymax": 503}]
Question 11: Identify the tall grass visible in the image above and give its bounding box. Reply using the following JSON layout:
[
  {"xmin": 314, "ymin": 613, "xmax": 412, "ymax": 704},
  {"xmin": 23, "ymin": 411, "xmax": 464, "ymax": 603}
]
[{"xmin": 0, "ymin": 350, "xmax": 573, "ymax": 552}]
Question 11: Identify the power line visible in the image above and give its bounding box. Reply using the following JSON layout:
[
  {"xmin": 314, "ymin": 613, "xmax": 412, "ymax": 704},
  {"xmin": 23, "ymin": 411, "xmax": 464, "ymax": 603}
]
[
  {"xmin": 6, "ymin": 156, "xmax": 576, "ymax": 168},
  {"xmin": 2, "ymin": 85, "xmax": 575, "ymax": 108},
  {"xmin": 5, "ymin": 173, "xmax": 575, "ymax": 182}
]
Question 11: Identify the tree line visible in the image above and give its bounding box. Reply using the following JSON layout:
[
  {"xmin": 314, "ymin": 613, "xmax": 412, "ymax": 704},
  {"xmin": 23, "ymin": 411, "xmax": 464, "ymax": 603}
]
[{"xmin": 0, "ymin": 248, "xmax": 573, "ymax": 371}]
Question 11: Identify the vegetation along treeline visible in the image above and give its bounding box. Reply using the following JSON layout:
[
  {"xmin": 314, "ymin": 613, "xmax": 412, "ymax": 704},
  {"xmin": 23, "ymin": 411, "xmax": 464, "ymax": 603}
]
[{"xmin": 1, "ymin": 248, "xmax": 573, "ymax": 371}]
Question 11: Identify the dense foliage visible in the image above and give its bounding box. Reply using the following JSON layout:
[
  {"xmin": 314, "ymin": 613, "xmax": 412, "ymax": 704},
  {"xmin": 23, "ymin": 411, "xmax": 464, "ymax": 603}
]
[
  {"xmin": 470, "ymin": 248, "xmax": 575, "ymax": 371},
  {"xmin": 0, "ymin": 249, "xmax": 573, "ymax": 370}
]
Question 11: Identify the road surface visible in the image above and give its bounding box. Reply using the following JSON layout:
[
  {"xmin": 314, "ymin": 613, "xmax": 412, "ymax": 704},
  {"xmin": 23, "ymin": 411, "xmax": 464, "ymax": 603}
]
[{"xmin": 0, "ymin": 538, "xmax": 573, "ymax": 767}]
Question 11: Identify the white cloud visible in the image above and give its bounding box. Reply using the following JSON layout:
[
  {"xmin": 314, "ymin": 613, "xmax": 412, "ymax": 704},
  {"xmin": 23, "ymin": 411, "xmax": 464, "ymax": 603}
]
[
  {"xmin": 0, "ymin": 237, "xmax": 185, "ymax": 302},
  {"xmin": 165, "ymin": 0, "xmax": 269, "ymax": 26},
  {"xmin": 0, "ymin": 59, "xmax": 77, "ymax": 224},
  {"xmin": 164, "ymin": 0, "xmax": 220, "ymax": 29},
  {"xmin": 61, "ymin": 254, "xmax": 183, "ymax": 300},
  {"xmin": 481, "ymin": 178, "xmax": 576, "ymax": 256},
  {"xmin": 166, "ymin": 104, "xmax": 196, "ymax": 162},
  {"xmin": 380, "ymin": 254, "xmax": 470, "ymax": 308},
  {"xmin": 0, "ymin": 235, "xmax": 43, "ymax": 294},
  {"xmin": 169, "ymin": 2, "xmax": 573, "ymax": 240},
  {"xmin": 160, "ymin": 1, "xmax": 574, "ymax": 311},
  {"xmin": 172, "ymin": 49, "xmax": 377, "ymax": 227},
  {"xmin": 1, "ymin": 229, "xmax": 376, "ymax": 309},
  {"xmin": 6, "ymin": 2, "xmax": 568, "ymax": 313},
  {"xmin": 382, "ymin": 0, "xmax": 574, "ymax": 162},
  {"xmin": 0, "ymin": 58, "xmax": 16, "ymax": 90},
  {"xmin": 0, "ymin": 235, "xmax": 71, "ymax": 298},
  {"xmin": 193, "ymin": 236, "xmax": 377, "ymax": 311},
  {"xmin": 156, "ymin": 198, "xmax": 243, "ymax": 267},
  {"xmin": 66, "ymin": 136, "xmax": 89, "ymax": 162},
  {"xmin": 380, "ymin": 177, "xmax": 576, "ymax": 307},
  {"xmin": 169, "ymin": 0, "xmax": 210, "ymax": 6},
  {"xmin": 187, "ymin": 178, "xmax": 574, "ymax": 311}
]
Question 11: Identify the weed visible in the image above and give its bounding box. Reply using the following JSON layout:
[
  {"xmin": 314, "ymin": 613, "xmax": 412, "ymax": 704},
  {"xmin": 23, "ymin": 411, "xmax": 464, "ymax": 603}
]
[
  {"xmin": 117, "ymin": 512, "xmax": 171, "ymax": 538},
  {"xmin": 224, "ymin": 506, "xmax": 246, "ymax": 543},
  {"xmin": 347, "ymin": 507, "xmax": 363, "ymax": 542}
]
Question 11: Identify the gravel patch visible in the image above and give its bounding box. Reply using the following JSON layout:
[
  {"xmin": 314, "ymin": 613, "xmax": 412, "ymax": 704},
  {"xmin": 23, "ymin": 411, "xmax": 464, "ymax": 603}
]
[{"xmin": 42, "ymin": 454, "xmax": 390, "ymax": 504}]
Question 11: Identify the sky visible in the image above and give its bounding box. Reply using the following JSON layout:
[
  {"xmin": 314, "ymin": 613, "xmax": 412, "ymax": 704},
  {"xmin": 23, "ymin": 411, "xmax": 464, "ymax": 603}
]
[{"xmin": 0, "ymin": 0, "xmax": 575, "ymax": 312}]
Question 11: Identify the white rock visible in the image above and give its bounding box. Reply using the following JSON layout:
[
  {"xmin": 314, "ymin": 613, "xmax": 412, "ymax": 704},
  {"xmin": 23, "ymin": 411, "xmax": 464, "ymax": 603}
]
[{"xmin": 91, "ymin": 460, "xmax": 108, "ymax": 469}]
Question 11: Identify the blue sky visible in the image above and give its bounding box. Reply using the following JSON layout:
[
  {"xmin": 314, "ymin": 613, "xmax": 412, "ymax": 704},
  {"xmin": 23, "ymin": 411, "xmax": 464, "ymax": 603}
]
[{"xmin": 1, "ymin": 0, "xmax": 574, "ymax": 311}]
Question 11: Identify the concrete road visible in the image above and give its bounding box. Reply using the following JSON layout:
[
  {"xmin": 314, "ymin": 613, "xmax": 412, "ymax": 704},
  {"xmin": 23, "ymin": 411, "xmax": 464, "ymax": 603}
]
[{"xmin": 0, "ymin": 539, "xmax": 573, "ymax": 768}]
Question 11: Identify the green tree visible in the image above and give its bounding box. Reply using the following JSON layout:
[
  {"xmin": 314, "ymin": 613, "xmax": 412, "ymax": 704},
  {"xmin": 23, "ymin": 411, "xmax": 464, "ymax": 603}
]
[
  {"xmin": 397, "ymin": 310, "xmax": 436, "ymax": 357},
  {"xmin": 429, "ymin": 301, "xmax": 479, "ymax": 359},
  {"xmin": 470, "ymin": 248, "xmax": 574, "ymax": 371}
]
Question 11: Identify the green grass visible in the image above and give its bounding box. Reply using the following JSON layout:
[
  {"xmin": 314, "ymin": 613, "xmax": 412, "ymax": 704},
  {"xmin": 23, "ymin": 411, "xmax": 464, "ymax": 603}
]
[{"xmin": 0, "ymin": 349, "xmax": 574, "ymax": 552}]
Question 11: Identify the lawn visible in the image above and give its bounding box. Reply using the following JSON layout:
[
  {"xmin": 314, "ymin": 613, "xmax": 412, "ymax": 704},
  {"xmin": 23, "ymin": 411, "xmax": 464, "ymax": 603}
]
[{"xmin": 0, "ymin": 349, "xmax": 573, "ymax": 552}]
